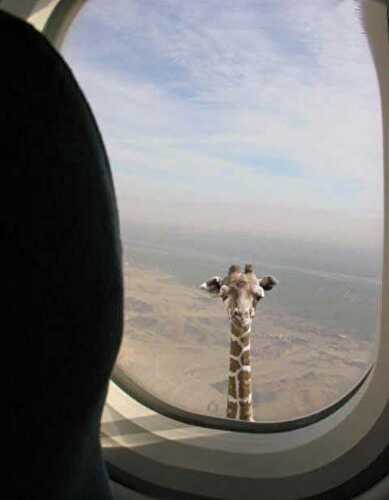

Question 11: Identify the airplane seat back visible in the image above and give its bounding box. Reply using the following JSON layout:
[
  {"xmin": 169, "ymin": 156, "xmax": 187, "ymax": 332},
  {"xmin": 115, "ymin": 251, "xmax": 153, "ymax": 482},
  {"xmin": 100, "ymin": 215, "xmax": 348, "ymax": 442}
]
[{"xmin": 2, "ymin": 10, "xmax": 123, "ymax": 500}]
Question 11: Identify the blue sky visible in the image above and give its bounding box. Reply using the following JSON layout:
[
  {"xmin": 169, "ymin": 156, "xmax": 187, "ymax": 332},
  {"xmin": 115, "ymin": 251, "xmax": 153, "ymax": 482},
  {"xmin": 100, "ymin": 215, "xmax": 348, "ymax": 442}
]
[{"xmin": 62, "ymin": 0, "xmax": 383, "ymax": 248}]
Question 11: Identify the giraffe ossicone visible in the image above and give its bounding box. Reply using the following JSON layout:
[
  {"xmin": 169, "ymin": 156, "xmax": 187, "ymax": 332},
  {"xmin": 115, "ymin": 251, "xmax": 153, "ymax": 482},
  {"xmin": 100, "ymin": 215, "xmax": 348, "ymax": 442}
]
[{"xmin": 200, "ymin": 264, "xmax": 278, "ymax": 422}]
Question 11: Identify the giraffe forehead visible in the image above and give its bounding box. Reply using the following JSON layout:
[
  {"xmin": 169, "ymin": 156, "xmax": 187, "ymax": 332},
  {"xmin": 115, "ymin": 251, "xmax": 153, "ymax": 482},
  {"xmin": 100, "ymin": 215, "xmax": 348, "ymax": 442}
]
[
  {"xmin": 230, "ymin": 284, "xmax": 253, "ymax": 299},
  {"xmin": 228, "ymin": 289, "xmax": 254, "ymax": 309}
]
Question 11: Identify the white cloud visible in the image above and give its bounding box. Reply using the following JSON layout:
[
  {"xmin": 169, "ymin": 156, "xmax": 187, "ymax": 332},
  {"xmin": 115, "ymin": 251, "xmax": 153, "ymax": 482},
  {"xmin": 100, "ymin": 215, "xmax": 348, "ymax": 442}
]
[{"xmin": 62, "ymin": 0, "xmax": 384, "ymax": 244}]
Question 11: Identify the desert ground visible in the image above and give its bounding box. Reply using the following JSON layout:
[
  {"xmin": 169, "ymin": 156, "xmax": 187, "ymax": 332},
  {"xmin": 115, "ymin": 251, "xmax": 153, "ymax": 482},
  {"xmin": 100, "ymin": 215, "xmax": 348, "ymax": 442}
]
[{"xmin": 115, "ymin": 261, "xmax": 374, "ymax": 422}]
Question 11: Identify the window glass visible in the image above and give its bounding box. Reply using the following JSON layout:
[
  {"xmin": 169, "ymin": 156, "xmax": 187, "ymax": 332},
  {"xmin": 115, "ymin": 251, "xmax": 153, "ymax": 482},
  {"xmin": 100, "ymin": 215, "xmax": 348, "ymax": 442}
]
[{"xmin": 62, "ymin": 0, "xmax": 382, "ymax": 422}]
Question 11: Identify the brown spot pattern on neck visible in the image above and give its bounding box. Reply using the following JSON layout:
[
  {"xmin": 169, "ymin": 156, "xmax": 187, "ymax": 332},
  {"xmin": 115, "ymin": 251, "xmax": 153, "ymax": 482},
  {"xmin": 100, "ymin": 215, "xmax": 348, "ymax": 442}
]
[{"xmin": 227, "ymin": 322, "xmax": 253, "ymax": 421}]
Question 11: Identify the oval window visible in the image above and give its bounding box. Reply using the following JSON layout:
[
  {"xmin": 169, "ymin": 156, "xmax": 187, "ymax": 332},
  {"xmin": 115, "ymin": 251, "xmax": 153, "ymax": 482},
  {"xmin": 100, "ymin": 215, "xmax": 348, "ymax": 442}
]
[{"xmin": 62, "ymin": 0, "xmax": 383, "ymax": 424}]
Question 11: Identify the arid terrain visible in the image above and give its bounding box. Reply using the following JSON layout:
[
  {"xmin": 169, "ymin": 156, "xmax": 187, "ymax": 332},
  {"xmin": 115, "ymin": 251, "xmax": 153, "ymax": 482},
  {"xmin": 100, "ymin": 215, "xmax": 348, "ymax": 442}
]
[{"xmin": 116, "ymin": 260, "xmax": 375, "ymax": 422}]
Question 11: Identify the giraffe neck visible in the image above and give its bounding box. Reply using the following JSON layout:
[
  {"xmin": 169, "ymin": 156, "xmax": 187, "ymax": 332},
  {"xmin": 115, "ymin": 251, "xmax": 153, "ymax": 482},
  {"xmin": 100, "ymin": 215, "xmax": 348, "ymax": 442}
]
[{"xmin": 226, "ymin": 322, "xmax": 254, "ymax": 421}]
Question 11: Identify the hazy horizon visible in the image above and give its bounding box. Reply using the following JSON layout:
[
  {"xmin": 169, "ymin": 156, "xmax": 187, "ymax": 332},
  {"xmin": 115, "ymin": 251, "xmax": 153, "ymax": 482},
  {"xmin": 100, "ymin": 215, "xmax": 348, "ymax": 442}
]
[
  {"xmin": 121, "ymin": 217, "xmax": 382, "ymax": 279},
  {"xmin": 117, "ymin": 196, "xmax": 383, "ymax": 253}
]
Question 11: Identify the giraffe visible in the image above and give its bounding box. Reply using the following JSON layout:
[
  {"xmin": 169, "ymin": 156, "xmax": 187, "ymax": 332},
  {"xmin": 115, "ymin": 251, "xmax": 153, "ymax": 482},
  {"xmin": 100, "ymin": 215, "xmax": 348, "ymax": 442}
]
[{"xmin": 200, "ymin": 264, "xmax": 277, "ymax": 422}]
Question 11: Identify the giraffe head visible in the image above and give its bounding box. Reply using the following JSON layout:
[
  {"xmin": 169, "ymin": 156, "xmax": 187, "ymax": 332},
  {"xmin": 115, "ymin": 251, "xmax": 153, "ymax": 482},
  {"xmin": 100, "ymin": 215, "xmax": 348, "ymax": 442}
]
[{"xmin": 200, "ymin": 264, "xmax": 278, "ymax": 331}]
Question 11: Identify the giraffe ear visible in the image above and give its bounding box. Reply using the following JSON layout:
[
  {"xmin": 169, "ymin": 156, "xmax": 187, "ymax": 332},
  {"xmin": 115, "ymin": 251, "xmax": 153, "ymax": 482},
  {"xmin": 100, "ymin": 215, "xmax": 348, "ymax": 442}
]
[
  {"xmin": 200, "ymin": 276, "xmax": 222, "ymax": 295},
  {"xmin": 259, "ymin": 276, "xmax": 278, "ymax": 291}
]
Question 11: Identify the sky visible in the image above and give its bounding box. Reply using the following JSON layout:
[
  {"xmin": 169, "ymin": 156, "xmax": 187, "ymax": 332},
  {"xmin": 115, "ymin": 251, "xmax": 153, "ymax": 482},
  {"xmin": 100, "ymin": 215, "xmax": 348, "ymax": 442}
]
[{"xmin": 62, "ymin": 0, "xmax": 383, "ymax": 249}]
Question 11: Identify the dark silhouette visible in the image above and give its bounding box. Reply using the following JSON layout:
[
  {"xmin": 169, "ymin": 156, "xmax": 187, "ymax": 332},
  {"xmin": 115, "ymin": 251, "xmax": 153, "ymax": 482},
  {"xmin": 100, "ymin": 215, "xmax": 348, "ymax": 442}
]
[{"xmin": 3, "ymin": 10, "xmax": 123, "ymax": 499}]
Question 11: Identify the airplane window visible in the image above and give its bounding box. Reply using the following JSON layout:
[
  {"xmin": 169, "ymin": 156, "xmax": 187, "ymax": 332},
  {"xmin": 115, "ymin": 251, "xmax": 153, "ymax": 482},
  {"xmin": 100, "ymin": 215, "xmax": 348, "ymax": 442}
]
[{"xmin": 62, "ymin": 0, "xmax": 382, "ymax": 424}]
